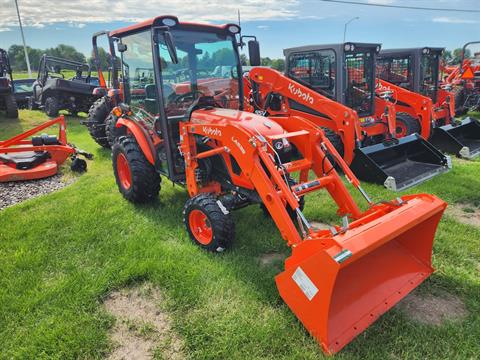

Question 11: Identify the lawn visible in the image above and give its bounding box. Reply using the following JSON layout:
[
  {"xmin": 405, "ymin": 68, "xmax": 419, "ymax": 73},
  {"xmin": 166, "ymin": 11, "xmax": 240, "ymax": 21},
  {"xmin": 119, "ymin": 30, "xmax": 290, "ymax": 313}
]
[{"xmin": 0, "ymin": 110, "xmax": 479, "ymax": 359}]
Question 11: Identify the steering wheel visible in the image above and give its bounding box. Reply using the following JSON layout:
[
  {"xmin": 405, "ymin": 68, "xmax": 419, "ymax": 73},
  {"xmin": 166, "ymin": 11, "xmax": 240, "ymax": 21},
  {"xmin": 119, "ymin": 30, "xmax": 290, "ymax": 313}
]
[{"xmin": 173, "ymin": 90, "xmax": 205, "ymax": 105}]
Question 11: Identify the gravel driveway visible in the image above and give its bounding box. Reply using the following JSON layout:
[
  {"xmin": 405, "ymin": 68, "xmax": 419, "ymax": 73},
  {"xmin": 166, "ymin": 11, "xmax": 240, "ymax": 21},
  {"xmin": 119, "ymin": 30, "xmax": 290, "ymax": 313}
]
[{"xmin": 0, "ymin": 175, "xmax": 75, "ymax": 210}]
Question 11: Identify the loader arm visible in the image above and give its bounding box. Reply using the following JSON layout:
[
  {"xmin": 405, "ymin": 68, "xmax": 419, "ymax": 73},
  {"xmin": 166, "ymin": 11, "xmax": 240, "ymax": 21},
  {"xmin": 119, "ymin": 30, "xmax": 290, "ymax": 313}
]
[
  {"xmin": 247, "ymin": 67, "xmax": 362, "ymax": 164},
  {"xmin": 179, "ymin": 107, "xmax": 446, "ymax": 354},
  {"xmin": 376, "ymin": 78, "xmax": 433, "ymax": 138}
]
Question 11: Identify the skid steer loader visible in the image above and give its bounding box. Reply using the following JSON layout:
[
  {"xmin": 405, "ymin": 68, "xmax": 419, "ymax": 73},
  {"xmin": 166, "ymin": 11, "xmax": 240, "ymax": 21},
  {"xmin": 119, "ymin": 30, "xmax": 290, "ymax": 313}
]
[
  {"xmin": 106, "ymin": 16, "xmax": 447, "ymax": 354},
  {"xmin": 378, "ymin": 47, "xmax": 480, "ymax": 159},
  {"xmin": 248, "ymin": 43, "xmax": 450, "ymax": 191}
]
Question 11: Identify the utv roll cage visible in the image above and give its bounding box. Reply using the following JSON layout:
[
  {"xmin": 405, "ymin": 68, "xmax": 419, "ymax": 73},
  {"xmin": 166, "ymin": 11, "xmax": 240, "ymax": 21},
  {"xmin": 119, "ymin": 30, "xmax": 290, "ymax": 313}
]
[{"xmin": 37, "ymin": 55, "xmax": 92, "ymax": 84}]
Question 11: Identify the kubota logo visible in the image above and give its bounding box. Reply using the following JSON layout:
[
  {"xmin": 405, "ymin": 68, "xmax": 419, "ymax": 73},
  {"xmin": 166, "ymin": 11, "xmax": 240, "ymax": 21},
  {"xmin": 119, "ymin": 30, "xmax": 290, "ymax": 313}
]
[
  {"xmin": 288, "ymin": 83, "xmax": 314, "ymax": 104},
  {"xmin": 231, "ymin": 137, "xmax": 246, "ymax": 154},
  {"xmin": 202, "ymin": 126, "xmax": 222, "ymax": 137}
]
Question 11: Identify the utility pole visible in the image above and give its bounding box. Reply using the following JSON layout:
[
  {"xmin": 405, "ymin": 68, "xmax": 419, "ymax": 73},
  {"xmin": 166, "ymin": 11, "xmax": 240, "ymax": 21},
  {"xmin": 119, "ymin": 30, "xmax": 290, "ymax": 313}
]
[
  {"xmin": 343, "ymin": 17, "xmax": 359, "ymax": 43},
  {"xmin": 14, "ymin": 0, "xmax": 32, "ymax": 77}
]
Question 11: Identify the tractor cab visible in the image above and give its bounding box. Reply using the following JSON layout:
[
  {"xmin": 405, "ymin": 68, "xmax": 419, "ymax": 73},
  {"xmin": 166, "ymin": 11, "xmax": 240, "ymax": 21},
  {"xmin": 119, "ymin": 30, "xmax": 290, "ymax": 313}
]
[
  {"xmin": 377, "ymin": 47, "xmax": 443, "ymax": 103},
  {"xmin": 111, "ymin": 16, "xmax": 252, "ymax": 181},
  {"xmin": 285, "ymin": 42, "xmax": 379, "ymax": 118}
]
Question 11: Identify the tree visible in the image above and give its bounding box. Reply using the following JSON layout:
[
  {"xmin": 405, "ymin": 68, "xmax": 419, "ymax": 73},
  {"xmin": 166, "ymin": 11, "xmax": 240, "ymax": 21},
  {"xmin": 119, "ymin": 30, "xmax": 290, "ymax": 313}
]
[
  {"xmin": 240, "ymin": 54, "xmax": 248, "ymax": 66},
  {"xmin": 271, "ymin": 59, "xmax": 285, "ymax": 71},
  {"xmin": 45, "ymin": 44, "xmax": 86, "ymax": 63},
  {"xmin": 442, "ymin": 50, "xmax": 452, "ymax": 64},
  {"xmin": 452, "ymin": 48, "xmax": 471, "ymax": 64},
  {"xmin": 89, "ymin": 47, "xmax": 110, "ymax": 71}
]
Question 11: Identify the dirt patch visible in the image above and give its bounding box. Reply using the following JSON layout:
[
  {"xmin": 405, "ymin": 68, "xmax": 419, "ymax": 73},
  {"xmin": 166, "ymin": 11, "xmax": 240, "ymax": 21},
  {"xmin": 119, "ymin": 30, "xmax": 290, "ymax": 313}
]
[
  {"xmin": 104, "ymin": 283, "xmax": 185, "ymax": 360},
  {"xmin": 0, "ymin": 174, "xmax": 76, "ymax": 210},
  {"xmin": 397, "ymin": 290, "xmax": 468, "ymax": 326},
  {"xmin": 446, "ymin": 203, "xmax": 480, "ymax": 227},
  {"xmin": 259, "ymin": 252, "xmax": 286, "ymax": 266}
]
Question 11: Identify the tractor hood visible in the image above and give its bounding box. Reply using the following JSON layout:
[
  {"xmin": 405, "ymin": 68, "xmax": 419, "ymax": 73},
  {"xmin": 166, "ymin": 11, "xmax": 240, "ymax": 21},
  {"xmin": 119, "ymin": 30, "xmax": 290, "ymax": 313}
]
[{"xmin": 190, "ymin": 108, "xmax": 287, "ymax": 138}]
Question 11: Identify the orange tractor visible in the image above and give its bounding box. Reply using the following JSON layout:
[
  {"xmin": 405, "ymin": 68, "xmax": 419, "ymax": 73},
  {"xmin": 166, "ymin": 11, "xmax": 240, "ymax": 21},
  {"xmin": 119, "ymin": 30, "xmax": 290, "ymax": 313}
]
[
  {"xmin": 249, "ymin": 43, "xmax": 450, "ymax": 191},
  {"xmin": 106, "ymin": 16, "xmax": 446, "ymax": 354},
  {"xmin": 83, "ymin": 30, "xmax": 123, "ymax": 148},
  {"xmin": 377, "ymin": 47, "xmax": 480, "ymax": 159},
  {"xmin": 443, "ymin": 41, "xmax": 480, "ymax": 115}
]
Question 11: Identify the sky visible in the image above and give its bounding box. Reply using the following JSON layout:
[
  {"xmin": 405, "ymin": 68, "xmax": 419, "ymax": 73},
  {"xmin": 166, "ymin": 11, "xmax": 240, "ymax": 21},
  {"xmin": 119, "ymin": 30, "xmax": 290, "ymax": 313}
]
[{"xmin": 0, "ymin": 0, "xmax": 479, "ymax": 59}]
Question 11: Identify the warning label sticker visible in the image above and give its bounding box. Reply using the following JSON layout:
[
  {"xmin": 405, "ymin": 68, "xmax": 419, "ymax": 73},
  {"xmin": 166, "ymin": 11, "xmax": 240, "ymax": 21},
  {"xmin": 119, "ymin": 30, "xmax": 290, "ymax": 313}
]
[{"xmin": 292, "ymin": 267, "xmax": 319, "ymax": 301}]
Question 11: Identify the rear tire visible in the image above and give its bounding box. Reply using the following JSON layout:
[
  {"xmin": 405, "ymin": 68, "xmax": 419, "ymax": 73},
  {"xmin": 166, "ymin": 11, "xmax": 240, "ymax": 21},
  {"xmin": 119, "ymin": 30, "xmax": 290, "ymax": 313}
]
[
  {"xmin": 183, "ymin": 194, "xmax": 235, "ymax": 252},
  {"xmin": 395, "ymin": 112, "xmax": 420, "ymax": 137},
  {"xmin": 454, "ymin": 88, "xmax": 468, "ymax": 116},
  {"xmin": 28, "ymin": 96, "xmax": 39, "ymax": 110},
  {"xmin": 44, "ymin": 97, "xmax": 60, "ymax": 117},
  {"xmin": 87, "ymin": 97, "xmax": 112, "ymax": 148},
  {"xmin": 5, "ymin": 94, "xmax": 18, "ymax": 118},
  {"xmin": 105, "ymin": 113, "xmax": 124, "ymax": 147},
  {"xmin": 112, "ymin": 136, "xmax": 161, "ymax": 203}
]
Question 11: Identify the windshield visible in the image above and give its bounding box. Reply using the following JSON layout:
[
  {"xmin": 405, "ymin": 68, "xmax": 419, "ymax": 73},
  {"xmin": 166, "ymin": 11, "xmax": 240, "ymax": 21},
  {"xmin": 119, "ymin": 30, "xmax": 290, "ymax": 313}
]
[
  {"xmin": 420, "ymin": 54, "xmax": 439, "ymax": 102},
  {"xmin": 345, "ymin": 50, "xmax": 375, "ymax": 117},
  {"xmin": 159, "ymin": 29, "xmax": 240, "ymax": 118},
  {"xmin": 119, "ymin": 28, "xmax": 240, "ymax": 118}
]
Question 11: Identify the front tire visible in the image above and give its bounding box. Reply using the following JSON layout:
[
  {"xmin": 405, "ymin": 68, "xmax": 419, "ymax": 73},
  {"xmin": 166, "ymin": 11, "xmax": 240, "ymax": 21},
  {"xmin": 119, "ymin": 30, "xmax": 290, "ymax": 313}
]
[
  {"xmin": 44, "ymin": 97, "xmax": 60, "ymax": 117},
  {"xmin": 5, "ymin": 94, "xmax": 18, "ymax": 118},
  {"xmin": 395, "ymin": 112, "xmax": 421, "ymax": 138},
  {"xmin": 183, "ymin": 194, "xmax": 235, "ymax": 252},
  {"xmin": 112, "ymin": 136, "xmax": 161, "ymax": 203}
]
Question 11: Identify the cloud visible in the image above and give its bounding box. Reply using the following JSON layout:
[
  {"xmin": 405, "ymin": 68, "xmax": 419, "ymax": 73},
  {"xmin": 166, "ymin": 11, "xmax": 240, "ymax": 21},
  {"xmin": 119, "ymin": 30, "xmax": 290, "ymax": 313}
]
[
  {"xmin": 367, "ymin": 0, "xmax": 396, "ymax": 4},
  {"xmin": 68, "ymin": 22, "xmax": 86, "ymax": 28},
  {"xmin": 0, "ymin": 27, "xmax": 12, "ymax": 32},
  {"xmin": 0, "ymin": 0, "xmax": 299, "ymax": 28},
  {"xmin": 432, "ymin": 17, "xmax": 478, "ymax": 24},
  {"xmin": 257, "ymin": 25, "xmax": 269, "ymax": 29}
]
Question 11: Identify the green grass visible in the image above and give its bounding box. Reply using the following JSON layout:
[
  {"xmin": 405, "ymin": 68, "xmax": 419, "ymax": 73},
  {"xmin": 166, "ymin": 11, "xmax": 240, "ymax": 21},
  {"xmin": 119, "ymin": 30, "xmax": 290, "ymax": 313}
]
[{"xmin": 0, "ymin": 110, "xmax": 479, "ymax": 359}]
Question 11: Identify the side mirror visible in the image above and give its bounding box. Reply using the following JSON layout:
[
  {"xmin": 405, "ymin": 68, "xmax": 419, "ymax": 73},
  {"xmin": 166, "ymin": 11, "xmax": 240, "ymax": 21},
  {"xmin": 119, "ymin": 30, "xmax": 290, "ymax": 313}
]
[
  {"xmin": 117, "ymin": 43, "xmax": 127, "ymax": 53},
  {"xmin": 163, "ymin": 31, "xmax": 178, "ymax": 64},
  {"xmin": 248, "ymin": 40, "xmax": 261, "ymax": 66}
]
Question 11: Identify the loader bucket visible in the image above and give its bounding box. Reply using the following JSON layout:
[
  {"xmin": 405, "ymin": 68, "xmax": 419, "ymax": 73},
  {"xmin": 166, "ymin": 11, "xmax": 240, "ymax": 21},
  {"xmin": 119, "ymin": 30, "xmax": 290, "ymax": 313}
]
[
  {"xmin": 275, "ymin": 194, "xmax": 446, "ymax": 354},
  {"xmin": 429, "ymin": 117, "xmax": 480, "ymax": 159},
  {"xmin": 350, "ymin": 134, "xmax": 451, "ymax": 191}
]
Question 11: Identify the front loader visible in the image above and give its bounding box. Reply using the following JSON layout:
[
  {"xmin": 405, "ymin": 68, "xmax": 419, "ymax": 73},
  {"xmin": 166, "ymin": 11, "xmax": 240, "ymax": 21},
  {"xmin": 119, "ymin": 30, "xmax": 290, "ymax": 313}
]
[
  {"xmin": 378, "ymin": 47, "xmax": 480, "ymax": 159},
  {"xmin": 248, "ymin": 43, "xmax": 450, "ymax": 191},
  {"xmin": 106, "ymin": 16, "xmax": 446, "ymax": 354}
]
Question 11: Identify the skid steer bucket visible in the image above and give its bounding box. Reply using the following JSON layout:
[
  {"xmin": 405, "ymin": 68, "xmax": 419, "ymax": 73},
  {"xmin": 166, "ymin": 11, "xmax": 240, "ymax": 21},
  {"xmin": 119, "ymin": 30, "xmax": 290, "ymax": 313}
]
[
  {"xmin": 275, "ymin": 194, "xmax": 446, "ymax": 354},
  {"xmin": 350, "ymin": 134, "xmax": 451, "ymax": 191},
  {"xmin": 429, "ymin": 117, "xmax": 480, "ymax": 159}
]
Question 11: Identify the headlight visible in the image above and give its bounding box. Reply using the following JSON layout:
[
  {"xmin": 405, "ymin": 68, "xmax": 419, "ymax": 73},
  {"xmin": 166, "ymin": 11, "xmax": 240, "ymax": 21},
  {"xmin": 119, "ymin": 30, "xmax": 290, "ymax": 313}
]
[
  {"xmin": 227, "ymin": 25, "xmax": 241, "ymax": 34},
  {"xmin": 422, "ymin": 48, "xmax": 430, "ymax": 55},
  {"xmin": 272, "ymin": 138, "xmax": 290, "ymax": 151},
  {"xmin": 162, "ymin": 17, "xmax": 177, "ymax": 27}
]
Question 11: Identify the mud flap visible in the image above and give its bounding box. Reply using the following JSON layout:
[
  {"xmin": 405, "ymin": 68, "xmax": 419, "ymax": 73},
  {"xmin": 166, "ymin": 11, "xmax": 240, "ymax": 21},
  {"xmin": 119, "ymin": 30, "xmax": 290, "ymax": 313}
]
[
  {"xmin": 429, "ymin": 117, "xmax": 480, "ymax": 159},
  {"xmin": 349, "ymin": 134, "xmax": 451, "ymax": 191},
  {"xmin": 275, "ymin": 195, "xmax": 446, "ymax": 354}
]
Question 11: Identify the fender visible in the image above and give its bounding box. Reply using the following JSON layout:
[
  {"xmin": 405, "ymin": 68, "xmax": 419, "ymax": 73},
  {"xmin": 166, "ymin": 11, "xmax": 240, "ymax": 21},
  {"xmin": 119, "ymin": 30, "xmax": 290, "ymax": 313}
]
[{"xmin": 116, "ymin": 118, "xmax": 157, "ymax": 165}]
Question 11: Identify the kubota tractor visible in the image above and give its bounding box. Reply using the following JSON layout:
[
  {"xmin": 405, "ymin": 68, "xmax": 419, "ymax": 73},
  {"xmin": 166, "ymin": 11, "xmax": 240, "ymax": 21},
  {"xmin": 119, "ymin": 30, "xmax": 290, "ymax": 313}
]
[
  {"xmin": 107, "ymin": 16, "xmax": 447, "ymax": 354},
  {"xmin": 84, "ymin": 30, "xmax": 123, "ymax": 148},
  {"xmin": 249, "ymin": 43, "xmax": 450, "ymax": 191},
  {"xmin": 377, "ymin": 47, "xmax": 480, "ymax": 159},
  {"xmin": 443, "ymin": 41, "xmax": 480, "ymax": 115},
  {"xmin": 0, "ymin": 48, "xmax": 19, "ymax": 118}
]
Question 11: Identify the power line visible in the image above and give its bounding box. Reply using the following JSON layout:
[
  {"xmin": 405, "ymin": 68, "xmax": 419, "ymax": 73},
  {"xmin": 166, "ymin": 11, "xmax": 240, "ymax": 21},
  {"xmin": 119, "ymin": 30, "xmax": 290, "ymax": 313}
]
[{"xmin": 317, "ymin": 0, "xmax": 480, "ymax": 13}]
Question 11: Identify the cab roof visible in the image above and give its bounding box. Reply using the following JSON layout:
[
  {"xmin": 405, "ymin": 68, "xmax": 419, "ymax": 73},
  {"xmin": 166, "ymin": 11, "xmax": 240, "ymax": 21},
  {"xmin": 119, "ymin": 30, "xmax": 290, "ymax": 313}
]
[{"xmin": 110, "ymin": 15, "xmax": 239, "ymax": 37}]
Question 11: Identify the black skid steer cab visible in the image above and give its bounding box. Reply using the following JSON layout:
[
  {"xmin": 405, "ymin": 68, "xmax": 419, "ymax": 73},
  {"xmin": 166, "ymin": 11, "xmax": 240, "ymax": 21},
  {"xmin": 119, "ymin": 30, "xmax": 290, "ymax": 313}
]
[
  {"xmin": 29, "ymin": 55, "xmax": 101, "ymax": 117},
  {"xmin": 0, "ymin": 49, "xmax": 19, "ymax": 118}
]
